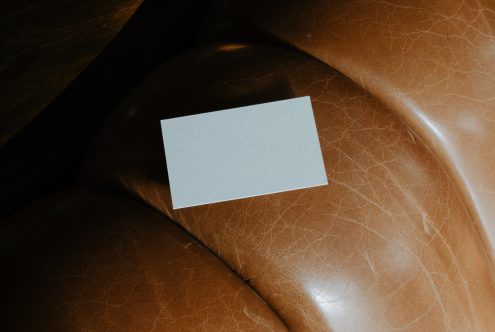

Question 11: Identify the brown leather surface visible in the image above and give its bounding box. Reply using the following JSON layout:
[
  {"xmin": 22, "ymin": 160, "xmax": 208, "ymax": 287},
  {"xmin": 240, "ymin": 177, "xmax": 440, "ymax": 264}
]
[
  {"xmin": 80, "ymin": 44, "xmax": 495, "ymax": 331},
  {"xmin": 1, "ymin": 190, "xmax": 286, "ymax": 331},
  {"xmin": 199, "ymin": 0, "xmax": 495, "ymax": 257},
  {"xmin": 0, "ymin": 0, "xmax": 143, "ymax": 145}
]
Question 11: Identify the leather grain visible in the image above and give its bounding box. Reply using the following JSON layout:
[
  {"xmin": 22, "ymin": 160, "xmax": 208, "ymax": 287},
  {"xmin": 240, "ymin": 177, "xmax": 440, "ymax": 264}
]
[
  {"xmin": 199, "ymin": 0, "xmax": 495, "ymax": 258},
  {"xmin": 1, "ymin": 190, "xmax": 286, "ymax": 331},
  {"xmin": 80, "ymin": 44, "xmax": 495, "ymax": 331}
]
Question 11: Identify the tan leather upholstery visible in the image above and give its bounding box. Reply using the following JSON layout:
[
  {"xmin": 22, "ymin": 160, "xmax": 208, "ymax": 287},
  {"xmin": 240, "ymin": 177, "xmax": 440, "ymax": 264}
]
[
  {"xmin": 2, "ymin": 191, "xmax": 285, "ymax": 331},
  {"xmin": 3, "ymin": 1, "xmax": 495, "ymax": 330},
  {"xmin": 199, "ymin": 0, "xmax": 495, "ymax": 257},
  {"xmin": 79, "ymin": 45, "xmax": 495, "ymax": 330}
]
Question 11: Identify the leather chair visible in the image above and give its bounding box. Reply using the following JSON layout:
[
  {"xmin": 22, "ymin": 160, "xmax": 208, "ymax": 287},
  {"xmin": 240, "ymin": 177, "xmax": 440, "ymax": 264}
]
[{"xmin": 3, "ymin": 0, "xmax": 495, "ymax": 330}]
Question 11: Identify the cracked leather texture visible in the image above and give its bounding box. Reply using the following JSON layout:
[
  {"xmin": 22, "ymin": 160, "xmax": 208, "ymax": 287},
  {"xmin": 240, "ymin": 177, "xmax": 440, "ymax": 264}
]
[
  {"xmin": 199, "ymin": 0, "xmax": 495, "ymax": 259},
  {"xmin": 80, "ymin": 44, "xmax": 495, "ymax": 331},
  {"xmin": 1, "ymin": 190, "xmax": 286, "ymax": 331}
]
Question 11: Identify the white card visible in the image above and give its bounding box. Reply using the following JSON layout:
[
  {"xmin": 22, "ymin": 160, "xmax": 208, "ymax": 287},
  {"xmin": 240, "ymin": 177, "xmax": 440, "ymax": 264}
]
[{"xmin": 160, "ymin": 96, "xmax": 328, "ymax": 209}]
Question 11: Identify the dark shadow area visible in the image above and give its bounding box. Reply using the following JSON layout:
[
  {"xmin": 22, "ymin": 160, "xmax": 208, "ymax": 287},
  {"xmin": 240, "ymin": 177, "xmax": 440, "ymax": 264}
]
[{"xmin": 0, "ymin": 0, "xmax": 213, "ymax": 219}]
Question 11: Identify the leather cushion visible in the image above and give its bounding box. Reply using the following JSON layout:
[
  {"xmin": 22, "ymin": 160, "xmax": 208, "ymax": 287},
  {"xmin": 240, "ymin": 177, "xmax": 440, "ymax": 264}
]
[
  {"xmin": 79, "ymin": 44, "xmax": 495, "ymax": 331},
  {"xmin": 1, "ymin": 190, "xmax": 286, "ymax": 331},
  {"xmin": 199, "ymin": 0, "xmax": 495, "ymax": 256}
]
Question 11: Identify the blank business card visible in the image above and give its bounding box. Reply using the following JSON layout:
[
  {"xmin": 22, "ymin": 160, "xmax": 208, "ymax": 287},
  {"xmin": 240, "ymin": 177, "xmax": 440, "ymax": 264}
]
[{"xmin": 160, "ymin": 96, "xmax": 328, "ymax": 209}]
